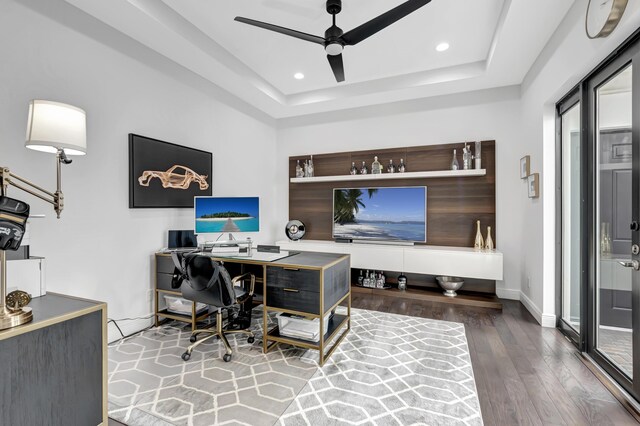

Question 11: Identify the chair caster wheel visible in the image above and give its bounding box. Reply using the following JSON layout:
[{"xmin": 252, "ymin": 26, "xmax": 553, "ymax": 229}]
[
  {"xmin": 247, "ymin": 336, "xmax": 255, "ymax": 344},
  {"xmin": 190, "ymin": 335, "xmax": 197, "ymax": 343},
  {"xmin": 181, "ymin": 352, "xmax": 191, "ymax": 361},
  {"xmin": 223, "ymin": 354, "xmax": 232, "ymax": 362}
]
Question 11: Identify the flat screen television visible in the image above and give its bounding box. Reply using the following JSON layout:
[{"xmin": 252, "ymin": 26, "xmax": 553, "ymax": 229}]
[
  {"xmin": 194, "ymin": 197, "xmax": 260, "ymax": 234},
  {"xmin": 333, "ymin": 186, "xmax": 426, "ymax": 243}
]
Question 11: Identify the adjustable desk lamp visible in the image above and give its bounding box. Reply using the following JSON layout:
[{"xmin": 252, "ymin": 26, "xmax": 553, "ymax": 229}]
[{"xmin": 0, "ymin": 100, "xmax": 86, "ymax": 330}]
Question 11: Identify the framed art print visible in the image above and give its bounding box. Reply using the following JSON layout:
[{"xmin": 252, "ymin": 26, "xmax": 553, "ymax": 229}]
[
  {"xmin": 527, "ymin": 173, "xmax": 539, "ymax": 198},
  {"xmin": 520, "ymin": 155, "xmax": 530, "ymax": 179},
  {"xmin": 129, "ymin": 134, "xmax": 213, "ymax": 208}
]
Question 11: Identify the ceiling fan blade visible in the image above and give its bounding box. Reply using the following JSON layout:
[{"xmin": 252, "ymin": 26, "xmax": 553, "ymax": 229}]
[
  {"xmin": 234, "ymin": 17, "xmax": 325, "ymax": 45},
  {"xmin": 327, "ymin": 54, "xmax": 345, "ymax": 82},
  {"xmin": 341, "ymin": 0, "xmax": 432, "ymax": 46}
]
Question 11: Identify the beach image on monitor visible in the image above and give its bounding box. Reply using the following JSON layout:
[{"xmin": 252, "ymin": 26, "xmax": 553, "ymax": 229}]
[
  {"xmin": 333, "ymin": 187, "xmax": 426, "ymax": 242},
  {"xmin": 195, "ymin": 197, "xmax": 259, "ymax": 234}
]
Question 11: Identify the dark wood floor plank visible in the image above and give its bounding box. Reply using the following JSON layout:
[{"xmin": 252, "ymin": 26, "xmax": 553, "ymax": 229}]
[
  {"xmin": 499, "ymin": 307, "xmax": 590, "ymax": 425},
  {"xmin": 468, "ymin": 325, "xmax": 521, "ymax": 425},
  {"xmin": 466, "ymin": 328, "xmax": 498, "ymax": 426},
  {"xmin": 483, "ymin": 325, "xmax": 543, "ymax": 425}
]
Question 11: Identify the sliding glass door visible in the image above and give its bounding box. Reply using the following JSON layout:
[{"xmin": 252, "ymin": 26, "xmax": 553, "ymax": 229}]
[
  {"xmin": 558, "ymin": 31, "xmax": 640, "ymax": 401},
  {"xmin": 558, "ymin": 94, "xmax": 583, "ymax": 346},
  {"xmin": 591, "ymin": 63, "xmax": 634, "ymax": 382}
]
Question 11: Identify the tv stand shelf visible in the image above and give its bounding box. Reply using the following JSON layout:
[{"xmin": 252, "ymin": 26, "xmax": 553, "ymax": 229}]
[
  {"xmin": 290, "ymin": 169, "xmax": 486, "ymax": 183},
  {"xmin": 351, "ymin": 285, "xmax": 502, "ymax": 309}
]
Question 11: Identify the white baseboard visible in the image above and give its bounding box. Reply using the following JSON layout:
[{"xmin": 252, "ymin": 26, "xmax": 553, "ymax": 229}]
[
  {"xmin": 519, "ymin": 291, "xmax": 556, "ymax": 328},
  {"xmin": 496, "ymin": 288, "xmax": 521, "ymax": 300}
]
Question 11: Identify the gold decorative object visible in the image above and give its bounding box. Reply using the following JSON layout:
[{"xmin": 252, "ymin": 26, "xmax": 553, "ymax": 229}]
[
  {"xmin": 138, "ymin": 165, "xmax": 209, "ymax": 190},
  {"xmin": 485, "ymin": 226, "xmax": 494, "ymax": 251},
  {"xmin": 6, "ymin": 290, "xmax": 31, "ymax": 311},
  {"xmin": 474, "ymin": 220, "xmax": 484, "ymax": 250}
]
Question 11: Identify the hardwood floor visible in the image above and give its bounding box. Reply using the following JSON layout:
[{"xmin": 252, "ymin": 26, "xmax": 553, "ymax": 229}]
[
  {"xmin": 109, "ymin": 295, "xmax": 638, "ymax": 425},
  {"xmin": 351, "ymin": 292, "xmax": 638, "ymax": 425}
]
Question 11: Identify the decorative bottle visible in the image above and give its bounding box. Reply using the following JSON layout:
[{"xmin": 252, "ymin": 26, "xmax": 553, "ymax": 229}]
[
  {"xmin": 381, "ymin": 271, "xmax": 386, "ymax": 287},
  {"xmin": 307, "ymin": 155, "xmax": 315, "ymax": 177},
  {"xmin": 485, "ymin": 226, "xmax": 494, "ymax": 251},
  {"xmin": 463, "ymin": 144, "xmax": 472, "ymax": 170},
  {"xmin": 451, "ymin": 149, "xmax": 460, "ymax": 171},
  {"xmin": 387, "ymin": 159, "xmax": 396, "ymax": 173},
  {"xmin": 303, "ymin": 160, "xmax": 309, "ymax": 177},
  {"xmin": 349, "ymin": 162, "xmax": 358, "ymax": 175},
  {"xmin": 398, "ymin": 273, "xmax": 407, "ymax": 291},
  {"xmin": 474, "ymin": 220, "xmax": 484, "ymax": 250},
  {"xmin": 295, "ymin": 160, "xmax": 304, "ymax": 178},
  {"xmin": 371, "ymin": 156, "xmax": 382, "ymax": 174},
  {"xmin": 474, "ymin": 141, "xmax": 482, "ymax": 169},
  {"xmin": 398, "ymin": 158, "xmax": 406, "ymax": 173},
  {"xmin": 364, "ymin": 270, "xmax": 371, "ymax": 287},
  {"xmin": 357, "ymin": 269, "xmax": 364, "ymax": 286},
  {"xmin": 360, "ymin": 161, "xmax": 369, "ymax": 175}
]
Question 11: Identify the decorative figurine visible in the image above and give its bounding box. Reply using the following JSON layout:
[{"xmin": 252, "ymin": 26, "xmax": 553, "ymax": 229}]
[
  {"xmin": 474, "ymin": 220, "xmax": 484, "ymax": 250},
  {"xmin": 485, "ymin": 226, "xmax": 494, "ymax": 251}
]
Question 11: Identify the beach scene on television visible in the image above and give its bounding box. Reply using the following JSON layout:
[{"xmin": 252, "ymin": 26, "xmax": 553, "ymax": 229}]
[
  {"xmin": 195, "ymin": 197, "xmax": 259, "ymax": 233},
  {"xmin": 333, "ymin": 187, "xmax": 427, "ymax": 242}
]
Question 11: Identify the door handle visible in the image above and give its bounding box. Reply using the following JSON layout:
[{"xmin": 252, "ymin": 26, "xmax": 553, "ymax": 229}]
[
  {"xmin": 618, "ymin": 260, "xmax": 640, "ymax": 271},
  {"xmin": 283, "ymin": 288, "xmax": 299, "ymax": 293}
]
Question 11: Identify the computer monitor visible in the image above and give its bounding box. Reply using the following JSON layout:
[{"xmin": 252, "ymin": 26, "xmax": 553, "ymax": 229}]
[
  {"xmin": 168, "ymin": 230, "xmax": 197, "ymax": 249},
  {"xmin": 194, "ymin": 197, "xmax": 260, "ymax": 236}
]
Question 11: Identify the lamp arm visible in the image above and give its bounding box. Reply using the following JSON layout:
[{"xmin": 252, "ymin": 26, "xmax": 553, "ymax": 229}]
[{"xmin": 0, "ymin": 150, "xmax": 68, "ymax": 218}]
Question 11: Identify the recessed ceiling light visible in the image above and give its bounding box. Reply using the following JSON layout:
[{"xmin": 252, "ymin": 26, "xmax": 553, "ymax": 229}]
[
  {"xmin": 294, "ymin": 72, "xmax": 305, "ymax": 80},
  {"xmin": 436, "ymin": 42, "xmax": 450, "ymax": 52}
]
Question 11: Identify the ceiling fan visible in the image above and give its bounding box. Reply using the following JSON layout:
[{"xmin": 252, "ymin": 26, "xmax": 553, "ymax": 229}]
[{"xmin": 235, "ymin": 0, "xmax": 432, "ymax": 83}]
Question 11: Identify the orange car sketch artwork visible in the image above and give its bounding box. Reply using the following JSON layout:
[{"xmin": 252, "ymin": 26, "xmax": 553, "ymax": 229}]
[{"xmin": 138, "ymin": 165, "xmax": 209, "ymax": 190}]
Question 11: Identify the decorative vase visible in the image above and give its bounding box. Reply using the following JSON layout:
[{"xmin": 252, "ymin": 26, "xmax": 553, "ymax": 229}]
[
  {"xmin": 474, "ymin": 220, "xmax": 484, "ymax": 250},
  {"xmin": 485, "ymin": 226, "xmax": 494, "ymax": 251}
]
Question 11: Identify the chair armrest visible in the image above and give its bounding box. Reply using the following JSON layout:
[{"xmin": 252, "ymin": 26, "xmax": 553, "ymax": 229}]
[{"xmin": 232, "ymin": 272, "xmax": 255, "ymax": 302}]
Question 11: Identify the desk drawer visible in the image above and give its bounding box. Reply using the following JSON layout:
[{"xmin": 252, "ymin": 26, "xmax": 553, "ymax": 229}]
[
  {"xmin": 267, "ymin": 287, "xmax": 319, "ymax": 315},
  {"xmin": 156, "ymin": 273, "xmax": 176, "ymax": 292},
  {"xmin": 267, "ymin": 266, "xmax": 319, "ymax": 293},
  {"xmin": 156, "ymin": 255, "xmax": 176, "ymax": 274}
]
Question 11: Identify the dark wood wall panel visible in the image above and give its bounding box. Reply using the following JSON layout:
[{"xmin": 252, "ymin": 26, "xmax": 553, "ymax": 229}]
[{"xmin": 289, "ymin": 140, "xmax": 496, "ymax": 248}]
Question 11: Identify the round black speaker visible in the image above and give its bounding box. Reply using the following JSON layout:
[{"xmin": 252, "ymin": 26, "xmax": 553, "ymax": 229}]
[{"xmin": 285, "ymin": 220, "xmax": 306, "ymax": 241}]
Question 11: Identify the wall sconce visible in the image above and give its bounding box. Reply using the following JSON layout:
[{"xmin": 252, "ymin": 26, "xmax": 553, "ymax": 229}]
[{"xmin": 0, "ymin": 100, "xmax": 86, "ymax": 330}]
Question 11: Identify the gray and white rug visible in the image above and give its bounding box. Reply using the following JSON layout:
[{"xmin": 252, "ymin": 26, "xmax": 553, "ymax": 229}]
[{"xmin": 108, "ymin": 308, "xmax": 482, "ymax": 426}]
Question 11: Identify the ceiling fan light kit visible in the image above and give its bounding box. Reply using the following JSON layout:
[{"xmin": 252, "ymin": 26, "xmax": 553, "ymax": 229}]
[{"xmin": 235, "ymin": 0, "xmax": 432, "ymax": 83}]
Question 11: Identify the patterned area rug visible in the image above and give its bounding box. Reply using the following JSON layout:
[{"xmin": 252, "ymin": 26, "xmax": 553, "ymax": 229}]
[{"xmin": 108, "ymin": 308, "xmax": 482, "ymax": 425}]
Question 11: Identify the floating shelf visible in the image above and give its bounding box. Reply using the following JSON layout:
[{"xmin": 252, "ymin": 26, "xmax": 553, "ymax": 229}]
[{"xmin": 290, "ymin": 169, "xmax": 486, "ymax": 183}]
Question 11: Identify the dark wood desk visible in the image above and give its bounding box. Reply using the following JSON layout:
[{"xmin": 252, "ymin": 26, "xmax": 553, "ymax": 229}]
[
  {"xmin": 0, "ymin": 293, "xmax": 107, "ymax": 426},
  {"xmin": 155, "ymin": 251, "xmax": 351, "ymax": 365}
]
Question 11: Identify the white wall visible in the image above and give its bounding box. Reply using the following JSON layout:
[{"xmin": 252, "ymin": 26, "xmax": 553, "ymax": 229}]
[
  {"xmin": 0, "ymin": 0, "xmax": 277, "ymax": 341},
  {"xmin": 519, "ymin": 0, "xmax": 640, "ymax": 326},
  {"xmin": 276, "ymin": 86, "xmax": 524, "ymax": 300}
]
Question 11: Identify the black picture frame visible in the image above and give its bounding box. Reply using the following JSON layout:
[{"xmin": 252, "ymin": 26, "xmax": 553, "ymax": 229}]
[{"xmin": 129, "ymin": 134, "xmax": 213, "ymax": 208}]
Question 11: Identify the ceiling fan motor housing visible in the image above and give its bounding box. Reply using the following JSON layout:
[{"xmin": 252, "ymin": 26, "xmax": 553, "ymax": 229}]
[{"xmin": 326, "ymin": 0, "xmax": 342, "ymax": 15}]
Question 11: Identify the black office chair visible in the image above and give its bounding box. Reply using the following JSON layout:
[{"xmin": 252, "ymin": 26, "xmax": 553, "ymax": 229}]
[{"xmin": 171, "ymin": 252, "xmax": 255, "ymax": 362}]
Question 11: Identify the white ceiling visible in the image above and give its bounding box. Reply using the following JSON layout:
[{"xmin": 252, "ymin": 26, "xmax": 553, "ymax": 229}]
[{"xmin": 63, "ymin": 0, "xmax": 575, "ymax": 118}]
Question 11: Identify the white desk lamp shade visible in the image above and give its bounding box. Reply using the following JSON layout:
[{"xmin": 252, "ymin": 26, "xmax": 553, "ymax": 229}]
[{"xmin": 25, "ymin": 100, "xmax": 86, "ymax": 155}]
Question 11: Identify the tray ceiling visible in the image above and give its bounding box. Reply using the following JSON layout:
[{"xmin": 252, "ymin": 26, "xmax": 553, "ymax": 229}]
[{"xmin": 62, "ymin": 0, "xmax": 575, "ymax": 118}]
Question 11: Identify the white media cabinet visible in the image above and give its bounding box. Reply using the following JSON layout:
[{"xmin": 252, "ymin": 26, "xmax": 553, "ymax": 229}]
[
  {"xmin": 276, "ymin": 240, "xmax": 504, "ymax": 308},
  {"xmin": 276, "ymin": 240, "xmax": 503, "ymax": 280}
]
